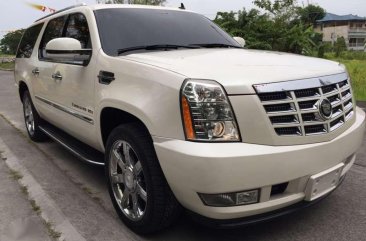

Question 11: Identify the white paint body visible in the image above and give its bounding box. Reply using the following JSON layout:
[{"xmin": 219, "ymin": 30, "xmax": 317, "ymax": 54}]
[{"xmin": 14, "ymin": 5, "xmax": 366, "ymax": 220}]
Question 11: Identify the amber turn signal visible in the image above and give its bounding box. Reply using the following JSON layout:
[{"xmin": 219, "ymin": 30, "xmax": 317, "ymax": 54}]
[{"xmin": 181, "ymin": 96, "xmax": 195, "ymax": 140}]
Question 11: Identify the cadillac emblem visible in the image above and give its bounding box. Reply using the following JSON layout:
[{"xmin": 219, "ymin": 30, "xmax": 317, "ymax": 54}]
[{"xmin": 318, "ymin": 99, "xmax": 333, "ymax": 120}]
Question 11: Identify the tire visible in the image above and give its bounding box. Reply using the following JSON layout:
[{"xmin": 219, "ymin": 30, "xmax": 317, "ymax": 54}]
[
  {"xmin": 22, "ymin": 90, "xmax": 47, "ymax": 142},
  {"xmin": 105, "ymin": 123, "xmax": 181, "ymax": 234}
]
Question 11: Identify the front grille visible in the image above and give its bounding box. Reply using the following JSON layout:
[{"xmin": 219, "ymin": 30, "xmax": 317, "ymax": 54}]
[
  {"xmin": 270, "ymin": 115, "xmax": 298, "ymax": 124},
  {"xmin": 259, "ymin": 92, "xmax": 291, "ymax": 102},
  {"xmin": 275, "ymin": 127, "xmax": 301, "ymax": 136},
  {"xmin": 298, "ymin": 100, "xmax": 317, "ymax": 110},
  {"xmin": 294, "ymin": 88, "xmax": 320, "ymax": 98},
  {"xmin": 255, "ymin": 75, "xmax": 354, "ymax": 137}
]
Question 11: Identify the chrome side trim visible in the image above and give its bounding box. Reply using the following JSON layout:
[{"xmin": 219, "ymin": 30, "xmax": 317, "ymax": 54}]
[
  {"xmin": 253, "ymin": 72, "xmax": 348, "ymax": 93},
  {"xmin": 35, "ymin": 96, "xmax": 94, "ymax": 125},
  {"xmin": 39, "ymin": 126, "xmax": 104, "ymax": 166}
]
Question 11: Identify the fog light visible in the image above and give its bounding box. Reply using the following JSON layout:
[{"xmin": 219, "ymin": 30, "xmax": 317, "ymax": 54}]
[{"xmin": 199, "ymin": 189, "xmax": 259, "ymax": 207}]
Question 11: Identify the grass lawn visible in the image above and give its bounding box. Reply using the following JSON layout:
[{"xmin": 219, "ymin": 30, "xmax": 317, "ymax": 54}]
[
  {"xmin": 333, "ymin": 59, "xmax": 366, "ymax": 101},
  {"xmin": 325, "ymin": 53, "xmax": 366, "ymax": 101},
  {"xmin": 0, "ymin": 61, "xmax": 15, "ymax": 70},
  {"xmin": 0, "ymin": 53, "xmax": 15, "ymax": 58}
]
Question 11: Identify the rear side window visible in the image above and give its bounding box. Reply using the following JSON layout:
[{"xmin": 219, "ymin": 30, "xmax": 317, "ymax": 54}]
[
  {"xmin": 39, "ymin": 15, "xmax": 67, "ymax": 58},
  {"xmin": 65, "ymin": 13, "xmax": 91, "ymax": 49},
  {"xmin": 16, "ymin": 23, "xmax": 44, "ymax": 58}
]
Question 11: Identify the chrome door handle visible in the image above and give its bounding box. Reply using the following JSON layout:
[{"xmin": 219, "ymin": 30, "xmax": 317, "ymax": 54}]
[
  {"xmin": 32, "ymin": 68, "xmax": 40, "ymax": 75},
  {"xmin": 52, "ymin": 72, "xmax": 62, "ymax": 81}
]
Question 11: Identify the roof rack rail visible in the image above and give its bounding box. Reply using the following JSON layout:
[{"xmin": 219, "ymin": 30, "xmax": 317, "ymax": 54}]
[{"xmin": 34, "ymin": 3, "xmax": 87, "ymax": 22}]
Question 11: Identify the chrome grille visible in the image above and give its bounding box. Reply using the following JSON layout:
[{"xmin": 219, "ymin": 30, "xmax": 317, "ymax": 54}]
[{"xmin": 254, "ymin": 73, "xmax": 354, "ymax": 136}]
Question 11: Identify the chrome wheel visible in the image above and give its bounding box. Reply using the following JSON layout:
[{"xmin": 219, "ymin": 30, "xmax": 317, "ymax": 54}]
[
  {"xmin": 109, "ymin": 140, "xmax": 147, "ymax": 221},
  {"xmin": 24, "ymin": 95, "xmax": 35, "ymax": 136}
]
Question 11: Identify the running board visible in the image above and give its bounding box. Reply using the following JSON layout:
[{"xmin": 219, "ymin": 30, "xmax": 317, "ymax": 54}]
[{"xmin": 39, "ymin": 123, "xmax": 105, "ymax": 166}]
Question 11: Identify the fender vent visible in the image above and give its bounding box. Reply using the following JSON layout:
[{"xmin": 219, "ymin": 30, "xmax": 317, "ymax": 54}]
[{"xmin": 98, "ymin": 71, "xmax": 115, "ymax": 85}]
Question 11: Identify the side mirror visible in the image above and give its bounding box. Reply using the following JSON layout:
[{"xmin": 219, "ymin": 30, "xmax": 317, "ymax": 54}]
[
  {"xmin": 45, "ymin": 38, "xmax": 92, "ymax": 66},
  {"xmin": 233, "ymin": 37, "xmax": 245, "ymax": 48}
]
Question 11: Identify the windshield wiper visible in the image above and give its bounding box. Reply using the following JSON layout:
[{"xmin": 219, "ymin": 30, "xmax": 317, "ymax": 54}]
[
  {"xmin": 117, "ymin": 44, "xmax": 199, "ymax": 55},
  {"xmin": 189, "ymin": 43, "xmax": 242, "ymax": 49}
]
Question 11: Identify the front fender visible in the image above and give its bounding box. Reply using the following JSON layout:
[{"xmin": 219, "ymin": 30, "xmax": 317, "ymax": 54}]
[{"xmin": 95, "ymin": 54, "xmax": 188, "ymax": 150}]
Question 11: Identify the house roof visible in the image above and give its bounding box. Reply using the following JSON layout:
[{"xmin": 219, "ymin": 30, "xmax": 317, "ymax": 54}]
[{"xmin": 317, "ymin": 13, "xmax": 366, "ymax": 22}]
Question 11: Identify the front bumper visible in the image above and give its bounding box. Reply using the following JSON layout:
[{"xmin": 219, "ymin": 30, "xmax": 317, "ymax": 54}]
[
  {"xmin": 190, "ymin": 175, "xmax": 345, "ymax": 228},
  {"xmin": 154, "ymin": 107, "xmax": 365, "ymax": 220}
]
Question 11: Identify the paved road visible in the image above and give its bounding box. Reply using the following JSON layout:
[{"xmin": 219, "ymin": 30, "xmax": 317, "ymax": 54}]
[
  {"xmin": 0, "ymin": 160, "xmax": 52, "ymax": 241},
  {"xmin": 0, "ymin": 70, "xmax": 365, "ymax": 241}
]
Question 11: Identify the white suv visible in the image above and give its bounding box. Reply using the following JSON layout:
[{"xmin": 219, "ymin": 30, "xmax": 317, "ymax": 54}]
[{"xmin": 15, "ymin": 4, "xmax": 366, "ymax": 234}]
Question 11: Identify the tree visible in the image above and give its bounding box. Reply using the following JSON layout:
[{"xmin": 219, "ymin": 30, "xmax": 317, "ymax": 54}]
[
  {"xmin": 253, "ymin": 0, "xmax": 296, "ymax": 14},
  {"xmin": 214, "ymin": 1, "xmax": 322, "ymax": 55},
  {"xmin": 285, "ymin": 24, "xmax": 315, "ymax": 54},
  {"xmin": 214, "ymin": 9, "xmax": 274, "ymax": 50},
  {"xmin": 214, "ymin": 11, "xmax": 238, "ymax": 34},
  {"xmin": 297, "ymin": 4, "xmax": 326, "ymax": 26},
  {"xmin": 0, "ymin": 29, "xmax": 25, "ymax": 55},
  {"xmin": 252, "ymin": 0, "xmax": 312, "ymax": 53}
]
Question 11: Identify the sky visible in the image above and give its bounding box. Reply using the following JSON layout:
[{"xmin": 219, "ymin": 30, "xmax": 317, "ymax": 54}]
[{"xmin": 1, "ymin": 0, "xmax": 366, "ymax": 38}]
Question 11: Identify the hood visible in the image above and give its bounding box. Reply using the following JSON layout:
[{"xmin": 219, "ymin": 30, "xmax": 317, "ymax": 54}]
[{"xmin": 123, "ymin": 49, "xmax": 345, "ymax": 94}]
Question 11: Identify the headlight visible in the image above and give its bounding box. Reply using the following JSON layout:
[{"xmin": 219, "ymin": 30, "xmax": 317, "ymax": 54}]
[{"xmin": 180, "ymin": 79, "xmax": 240, "ymax": 142}]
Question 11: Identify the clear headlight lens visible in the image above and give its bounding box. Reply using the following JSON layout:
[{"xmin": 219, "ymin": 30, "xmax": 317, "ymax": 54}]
[{"xmin": 180, "ymin": 79, "xmax": 240, "ymax": 142}]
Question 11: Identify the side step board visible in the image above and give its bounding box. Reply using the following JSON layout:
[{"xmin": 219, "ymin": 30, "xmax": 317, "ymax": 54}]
[{"xmin": 39, "ymin": 123, "xmax": 105, "ymax": 166}]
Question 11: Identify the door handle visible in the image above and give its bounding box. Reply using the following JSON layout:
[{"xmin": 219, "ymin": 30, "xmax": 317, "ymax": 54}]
[
  {"xmin": 32, "ymin": 68, "xmax": 40, "ymax": 75},
  {"xmin": 52, "ymin": 72, "xmax": 62, "ymax": 81}
]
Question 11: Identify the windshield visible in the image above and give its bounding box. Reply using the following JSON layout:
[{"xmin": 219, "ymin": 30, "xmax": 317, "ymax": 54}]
[{"xmin": 94, "ymin": 8, "xmax": 240, "ymax": 56}]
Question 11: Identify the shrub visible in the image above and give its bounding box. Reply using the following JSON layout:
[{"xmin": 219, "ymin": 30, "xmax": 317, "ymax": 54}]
[{"xmin": 334, "ymin": 37, "xmax": 347, "ymax": 57}]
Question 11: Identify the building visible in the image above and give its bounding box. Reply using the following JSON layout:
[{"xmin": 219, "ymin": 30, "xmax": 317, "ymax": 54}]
[{"xmin": 316, "ymin": 13, "xmax": 366, "ymax": 51}]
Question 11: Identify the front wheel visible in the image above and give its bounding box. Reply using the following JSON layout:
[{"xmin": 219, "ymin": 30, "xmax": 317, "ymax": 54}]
[
  {"xmin": 105, "ymin": 123, "xmax": 181, "ymax": 234},
  {"xmin": 22, "ymin": 90, "xmax": 47, "ymax": 142}
]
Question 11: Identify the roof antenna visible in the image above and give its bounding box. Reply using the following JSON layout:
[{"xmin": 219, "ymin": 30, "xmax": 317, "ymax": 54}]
[{"xmin": 179, "ymin": 3, "xmax": 185, "ymax": 10}]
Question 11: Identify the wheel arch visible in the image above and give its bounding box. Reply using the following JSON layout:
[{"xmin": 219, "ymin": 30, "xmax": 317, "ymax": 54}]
[
  {"xmin": 18, "ymin": 81, "xmax": 29, "ymax": 102},
  {"xmin": 100, "ymin": 107, "xmax": 152, "ymax": 148}
]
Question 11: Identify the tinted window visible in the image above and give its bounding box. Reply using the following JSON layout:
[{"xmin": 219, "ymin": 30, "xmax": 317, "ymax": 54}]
[
  {"xmin": 94, "ymin": 9, "xmax": 239, "ymax": 56},
  {"xmin": 65, "ymin": 13, "xmax": 91, "ymax": 49},
  {"xmin": 16, "ymin": 23, "xmax": 44, "ymax": 58},
  {"xmin": 39, "ymin": 15, "xmax": 67, "ymax": 58}
]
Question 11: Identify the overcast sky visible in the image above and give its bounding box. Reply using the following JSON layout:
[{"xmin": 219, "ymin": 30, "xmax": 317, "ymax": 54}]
[{"xmin": 1, "ymin": 0, "xmax": 366, "ymax": 38}]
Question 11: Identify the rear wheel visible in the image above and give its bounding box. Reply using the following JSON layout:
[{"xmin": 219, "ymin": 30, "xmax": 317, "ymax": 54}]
[
  {"xmin": 22, "ymin": 90, "xmax": 47, "ymax": 142},
  {"xmin": 105, "ymin": 123, "xmax": 181, "ymax": 234}
]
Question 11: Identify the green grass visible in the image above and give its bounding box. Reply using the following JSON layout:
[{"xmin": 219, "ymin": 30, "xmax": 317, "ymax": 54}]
[
  {"xmin": 334, "ymin": 51, "xmax": 366, "ymax": 61},
  {"xmin": 339, "ymin": 60, "xmax": 366, "ymax": 101},
  {"xmin": 0, "ymin": 61, "xmax": 14, "ymax": 70},
  {"xmin": 0, "ymin": 53, "xmax": 15, "ymax": 57},
  {"xmin": 30, "ymin": 199, "xmax": 41, "ymax": 215},
  {"xmin": 20, "ymin": 185, "xmax": 29, "ymax": 195},
  {"xmin": 44, "ymin": 221, "xmax": 61, "ymax": 239},
  {"xmin": 335, "ymin": 60, "xmax": 366, "ymax": 101},
  {"xmin": 324, "ymin": 53, "xmax": 366, "ymax": 101},
  {"xmin": 9, "ymin": 169, "xmax": 23, "ymax": 180}
]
